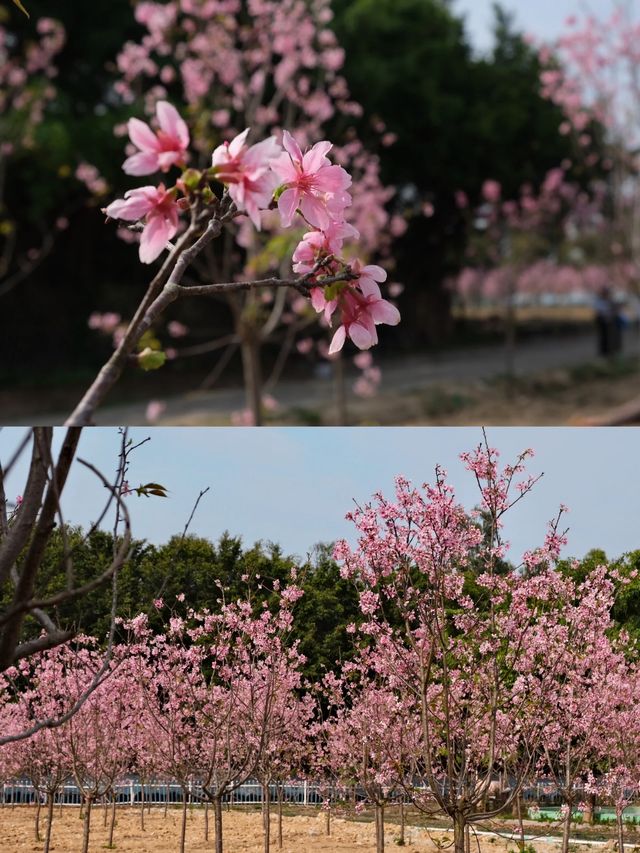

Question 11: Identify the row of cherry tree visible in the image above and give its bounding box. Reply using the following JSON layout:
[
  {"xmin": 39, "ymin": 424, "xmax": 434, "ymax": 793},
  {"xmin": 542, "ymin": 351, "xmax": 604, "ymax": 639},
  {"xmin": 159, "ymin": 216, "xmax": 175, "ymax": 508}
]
[{"xmin": 2, "ymin": 442, "xmax": 640, "ymax": 853}]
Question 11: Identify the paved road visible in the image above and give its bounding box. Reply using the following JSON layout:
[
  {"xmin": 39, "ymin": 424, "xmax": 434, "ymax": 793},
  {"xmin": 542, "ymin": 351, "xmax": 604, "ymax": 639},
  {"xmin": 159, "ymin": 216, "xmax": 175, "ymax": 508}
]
[{"xmin": 10, "ymin": 330, "xmax": 637, "ymax": 425}]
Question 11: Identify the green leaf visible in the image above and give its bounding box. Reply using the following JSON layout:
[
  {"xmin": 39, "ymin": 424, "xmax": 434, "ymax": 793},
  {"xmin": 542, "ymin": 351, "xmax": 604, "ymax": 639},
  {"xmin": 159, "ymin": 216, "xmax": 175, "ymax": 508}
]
[
  {"xmin": 181, "ymin": 168, "xmax": 203, "ymax": 192},
  {"xmin": 10, "ymin": 0, "xmax": 29, "ymax": 16},
  {"xmin": 134, "ymin": 482, "xmax": 169, "ymax": 498},
  {"xmin": 138, "ymin": 347, "xmax": 167, "ymax": 372}
]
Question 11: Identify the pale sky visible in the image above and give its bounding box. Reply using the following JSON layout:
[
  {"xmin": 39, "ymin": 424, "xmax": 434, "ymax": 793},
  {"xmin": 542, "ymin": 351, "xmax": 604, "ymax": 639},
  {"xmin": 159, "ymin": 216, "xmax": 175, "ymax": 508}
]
[
  {"xmin": 2, "ymin": 427, "xmax": 640, "ymax": 565},
  {"xmin": 454, "ymin": 0, "xmax": 615, "ymax": 53}
]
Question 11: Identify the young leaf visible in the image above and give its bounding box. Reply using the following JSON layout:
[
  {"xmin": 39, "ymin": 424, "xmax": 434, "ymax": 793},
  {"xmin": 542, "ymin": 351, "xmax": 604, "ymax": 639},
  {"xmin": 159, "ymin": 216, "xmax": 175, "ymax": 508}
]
[{"xmin": 11, "ymin": 0, "xmax": 29, "ymax": 16}]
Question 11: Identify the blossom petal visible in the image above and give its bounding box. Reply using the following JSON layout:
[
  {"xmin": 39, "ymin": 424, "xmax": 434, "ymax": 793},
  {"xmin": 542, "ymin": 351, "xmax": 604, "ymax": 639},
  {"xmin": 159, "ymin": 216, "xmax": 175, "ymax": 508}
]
[
  {"xmin": 157, "ymin": 150, "xmax": 182, "ymax": 171},
  {"xmin": 123, "ymin": 151, "xmax": 161, "ymax": 176},
  {"xmin": 362, "ymin": 264, "xmax": 387, "ymax": 283},
  {"xmin": 359, "ymin": 278, "xmax": 382, "ymax": 300},
  {"xmin": 278, "ymin": 187, "xmax": 300, "ymax": 227},
  {"xmin": 282, "ymin": 130, "xmax": 303, "ymax": 163},
  {"xmin": 316, "ymin": 163, "xmax": 352, "ymax": 193},
  {"xmin": 349, "ymin": 321, "xmax": 377, "ymax": 350},
  {"xmin": 105, "ymin": 190, "xmax": 154, "ymax": 221},
  {"xmin": 228, "ymin": 127, "xmax": 250, "ymax": 158},
  {"xmin": 270, "ymin": 151, "xmax": 299, "ymax": 183},
  {"xmin": 300, "ymin": 194, "xmax": 331, "ymax": 230},
  {"xmin": 243, "ymin": 136, "xmax": 281, "ymax": 169},
  {"xmin": 156, "ymin": 101, "xmax": 189, "ymax": 148},
  {"xmin": 128, "ymin": 118, "xmax": 160, "ymax": 152},
  {"xmin": 139, "ymin": 214, "xmax": 175, "ymax": 264},
  {"xmin": 329, "ymin": 325, "xmax": 347, "ymax": 354},
  {"xmin": 302, "ymin": 140, "xmax": 332, "ymax": 173},
  {"xmin": 369, "ymin": 299, "xmax": 401, "ymax": 326},
  {"xmin": 310, "ymin": 287, "xmax": 326, "ymax": 313}
]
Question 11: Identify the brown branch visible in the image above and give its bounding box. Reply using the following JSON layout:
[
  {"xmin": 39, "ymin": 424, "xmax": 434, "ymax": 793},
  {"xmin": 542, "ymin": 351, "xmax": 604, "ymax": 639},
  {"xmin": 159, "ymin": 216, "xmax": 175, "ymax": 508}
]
[
  {"xmin": 66, "ymin": 212, "xmax": 354, "ymax": 425},
  {"xmin": 0, "ymin": 428, "xmax": 51, "ymax": 590},
  {"xmin": 0, "ymin": 429, "xmax": 81, "ymax": 670},
  {"xmin": 0, "ymin": 453, "xmax": 132, "ymax": 745}
]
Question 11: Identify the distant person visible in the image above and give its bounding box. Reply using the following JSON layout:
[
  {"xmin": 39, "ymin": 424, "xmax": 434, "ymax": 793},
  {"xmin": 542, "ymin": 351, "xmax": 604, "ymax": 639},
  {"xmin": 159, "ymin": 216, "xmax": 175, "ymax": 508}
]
[{"xmin": 594, "ymin": 287, "xmax": 621, "ymax": 357}]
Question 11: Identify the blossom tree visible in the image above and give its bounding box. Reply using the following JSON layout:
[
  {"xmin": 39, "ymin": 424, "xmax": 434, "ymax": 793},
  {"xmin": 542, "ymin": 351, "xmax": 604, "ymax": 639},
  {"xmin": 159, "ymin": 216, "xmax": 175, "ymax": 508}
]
[
  {"xmin": 536, "ymin": 567, "xmax": 630, "ymax": 853},
  {"xmin": 122, "ymin": 575, "xmax": 307, "ymax": 853},
  {"xmin": 5, "ymin": 699, "xmax": 70, "ymax": 851},
  {"xmin": 324, "ymin": 675, "xmax": 415, "ymax": 853},
  {"xmin": 77, "ymin": 0, "xmax": 400, "ymax": 425},
  {"xmin": 123, "ymin": 613, "xmax": 208, "ymax": 853},
  {"xmin": 194, "ymin": 584, "xmax": 306, "ymax": 853},
  {"xmin": 334, "ymin": 437, "xmax": 621, "ymax": 853},
  {"xmin": 451, "ymin": 168, "xmax": 607, "ymax": 375},
  {"xmin": 254, "ymin": 684, "xmax": 315, "ymax": 853},
  {"xmin": 538, "ymin": 6, "xmax": 640, "ymax": 279},
  {"xmin": 592, "ymin": 659, "xmax": 640, "ymax": 853},
  {"xmin": 0, "ymin": 15, "xmax": 69, "ymax": 299}
]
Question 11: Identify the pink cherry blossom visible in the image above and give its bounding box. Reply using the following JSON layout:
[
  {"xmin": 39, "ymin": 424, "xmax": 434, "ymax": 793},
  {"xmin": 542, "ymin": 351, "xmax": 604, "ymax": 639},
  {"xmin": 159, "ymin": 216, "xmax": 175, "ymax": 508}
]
[
  {"xmin": 312, "ymin": 262, "xmax": 400, "ymax": 353},
  {"xmin": 105, "ymin": 184, "xmax": 180, "ymax": 264},
  {"xmin": 123, "ymin": 100, "xmax": 190, "ymax": 176},
  {"xmin": 482, "ymin": 179, "xmax": 502, "ymax": 203},
  {"xmin": 211, "ymin": 128, "xmax": 281, "ymax": 229},
  {"xmin": 272, "ymin": 130, "xmax": 352, "ymax": 229},
  {"xmin": 292, "ymin": 220, "xmax": 359, "ymax": 274},
  {"xmin": 145, "ymin": 400, "xmax": 166, "ymax": 423}
]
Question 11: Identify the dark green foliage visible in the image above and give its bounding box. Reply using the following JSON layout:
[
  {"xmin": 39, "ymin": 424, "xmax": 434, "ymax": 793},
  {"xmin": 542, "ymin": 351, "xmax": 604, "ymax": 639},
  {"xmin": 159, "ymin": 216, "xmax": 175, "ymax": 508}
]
[
  {"xmin": 331, "ymin": 0, "xmax": 596, "ymax": 346},
  {"xmin": 9, "ymin": 526, "xmax": 360, "ymax": 683}
]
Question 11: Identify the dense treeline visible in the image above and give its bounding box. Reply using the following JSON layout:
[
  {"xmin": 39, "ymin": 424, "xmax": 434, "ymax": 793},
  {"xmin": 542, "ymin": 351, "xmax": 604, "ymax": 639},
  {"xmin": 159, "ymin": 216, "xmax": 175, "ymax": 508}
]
[
  {"xmin": 9, "ymin": 523, "xmax": 640, "ymax": 684},
  {"xmin": 1, "ymin": 0, "xmax": 600, "ymax": 387},
  {"xmin": 12, "ymin": 527, "xmax": 361, "ymax": 683}
]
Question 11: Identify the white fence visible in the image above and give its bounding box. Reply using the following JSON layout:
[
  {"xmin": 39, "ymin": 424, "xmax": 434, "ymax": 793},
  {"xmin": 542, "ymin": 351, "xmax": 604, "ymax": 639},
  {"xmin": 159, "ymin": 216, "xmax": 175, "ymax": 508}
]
[{"xmin": 2, "ymin": 778, "xmax": 342, "ymax": 807}]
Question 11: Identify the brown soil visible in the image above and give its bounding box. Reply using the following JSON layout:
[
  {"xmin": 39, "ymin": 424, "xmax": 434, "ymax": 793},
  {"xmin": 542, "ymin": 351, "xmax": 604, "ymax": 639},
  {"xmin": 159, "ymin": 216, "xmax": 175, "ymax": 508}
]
[
  {"xmin": 272, "ymin": 369, "xmax": 640, "ymax": 427},
  {"xmin": 0, "ymin": 805, "xmax": 570, "ymax": 853}
]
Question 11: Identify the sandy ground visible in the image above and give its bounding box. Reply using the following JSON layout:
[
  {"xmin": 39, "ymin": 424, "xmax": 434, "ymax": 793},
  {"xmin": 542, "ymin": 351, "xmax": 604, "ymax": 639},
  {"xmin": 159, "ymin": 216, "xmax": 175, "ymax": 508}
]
[{"xmin": 0, "ymin": 805, "xmax": 576, "ymax": 853}]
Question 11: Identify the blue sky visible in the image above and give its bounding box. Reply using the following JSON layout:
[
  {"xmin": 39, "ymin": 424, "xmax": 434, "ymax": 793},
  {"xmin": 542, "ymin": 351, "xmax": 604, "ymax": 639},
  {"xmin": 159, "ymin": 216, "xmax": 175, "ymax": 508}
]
[
  {"xmin": 2, "ymin": 427, "xmax": 639, "ymax": 564},
  {"xmin": 454, "ymin": 0, "xmax": 613, "ymax": 53}
]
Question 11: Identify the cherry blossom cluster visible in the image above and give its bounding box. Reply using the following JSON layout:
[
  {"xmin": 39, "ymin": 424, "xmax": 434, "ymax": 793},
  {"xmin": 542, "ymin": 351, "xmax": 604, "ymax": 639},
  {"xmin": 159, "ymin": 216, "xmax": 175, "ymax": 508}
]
[
  {"xmin": 0, "ymin": 17, "xmax": 65, "ymax": 152},
  {"xmin": 104, "ymin": 101, "xmax": 400, "ymax": 353}
]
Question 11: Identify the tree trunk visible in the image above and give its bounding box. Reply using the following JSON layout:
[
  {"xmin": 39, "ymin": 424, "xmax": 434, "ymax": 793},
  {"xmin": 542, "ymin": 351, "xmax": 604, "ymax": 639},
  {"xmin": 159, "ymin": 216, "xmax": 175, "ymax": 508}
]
[
  {"xmin": 214, "ymin": 796, "xmax": 224, "ymax": 853},
  {"xmin": 516, "ymin": 792, "xmax": 526, "ymax": 851},
  {"xmin": 108, "ymin": 793, "xmax": 117, "ymax": 848},
  {"xmin": 140, "ymin": 780, "xmax": 145, "ymax": 830},
  {"xmin": 453, "ymin": 812, "xmax": 466, "ymax": 853},
  {"xmin": 81, "ymin": 797, "xmax": 93, "ymax": 853},
  {"xmin": 375, "ymin": 802, "xmax": 385, "ymax": 853},
  {"xmin": 164, "ymin": 784, "xmax": 169, "ymax": 818},
  {"xmin": 43, "ymin": 793, "xmax": 55, "ymax": 853},
  {"xmin": 241, "ymin": 335, "xmax": 263, "ymax": 426},
  {"xmin": 277, "ymin": 783, "xmax": 283, "ymax": 849},
  {"xmin": 34, "ymin": 795, "xmax": 41, "ymax": 842},
  {"xmin": 204, "ymin": 800, "xmax": 209, "ymax": 842},
  {"xmin": 325, "ymin": 800, "xmax": 331, "ymax": 836},
  {"xmin": 399, "ymin": 799, "xmax": 405, "ymax": 845},
  {"xmin": 617, "ymin": 810, "xmax": 625, "ymax": 853},
  {"xmin": 179, "ymin": 792, "xmax": 187, "ymax": 853},
  {"xmin": 504, "ymin": 282, "xmax": 516, "ymax": 384},
  {"xmin": 561, "ymin": 803, "xmax": 572, "ymax": 853},
  {"xmin": 583, "ymin": 793, "xmax": 596, "ymax": 825},
  {"xmin": 263, "ymin": 783, "xmax": 271, "ymax": 853}
]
